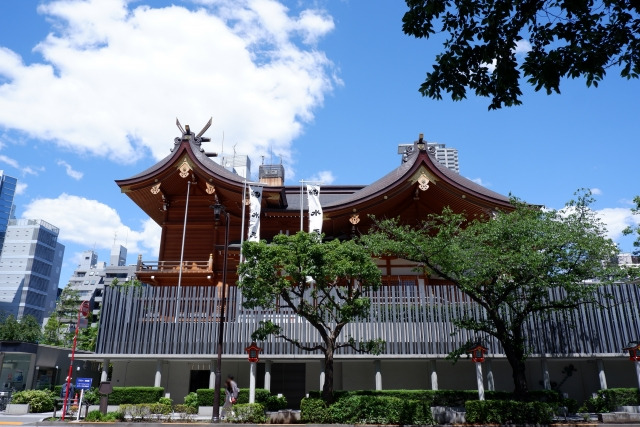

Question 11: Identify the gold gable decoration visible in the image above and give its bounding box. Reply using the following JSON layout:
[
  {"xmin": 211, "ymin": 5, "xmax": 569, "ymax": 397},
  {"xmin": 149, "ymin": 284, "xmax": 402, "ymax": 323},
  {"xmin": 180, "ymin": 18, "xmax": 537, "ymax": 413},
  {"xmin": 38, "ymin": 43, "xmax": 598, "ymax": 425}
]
[
  {"xmin": 150, "ymin": 183, "xmax": 161, "ymax": 194},
  {"xmin": 410, "ymin": 166, "xmax": 437, "ymax": 192},
  {"xmin": 178, "ymin": 159, "xmax": 193, "ymax": 178},
  {"xmin": 206, "ymin": 182, "xmax": 216, "ymax": 195}
]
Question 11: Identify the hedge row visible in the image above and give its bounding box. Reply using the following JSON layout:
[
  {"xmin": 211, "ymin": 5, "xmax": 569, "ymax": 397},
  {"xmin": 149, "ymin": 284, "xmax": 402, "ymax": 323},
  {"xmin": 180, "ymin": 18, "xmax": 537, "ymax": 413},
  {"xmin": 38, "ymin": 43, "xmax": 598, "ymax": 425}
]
[
  {"xmin": 581, "ymin": 388, "xmax": 640, "ymax": 413},
  {"xmin": 196, "ymin": 388, "xmax": 287, "ymax": 411},
  {"xmin": 308, "ymin": 388, "xmax": 565, "ymax": 406},
  {"xmin": 107, "ymin": 386, "xmax": 164, "ymax": 404},
  {"xmin": 466, "ymin": 400, "xmax": 555, "ymax": 424},
  {"xmin": 301, "ymin": 396, "xmax": 434, "ymax": 425}
]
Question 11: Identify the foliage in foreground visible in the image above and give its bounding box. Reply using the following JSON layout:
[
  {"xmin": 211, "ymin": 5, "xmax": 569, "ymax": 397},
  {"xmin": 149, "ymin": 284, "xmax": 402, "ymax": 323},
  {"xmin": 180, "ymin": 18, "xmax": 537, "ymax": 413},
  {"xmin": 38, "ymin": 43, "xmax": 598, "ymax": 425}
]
[
  {"xmin": 227, "ymin": 403, "xmax": 267, "ymax": 423},
  {"xmin": 118, "ymin": 403, "xmax": 196, "ymax": 422},
  {"xmin": 0, "ymin": 313, "xmax": 42, "ymax": 343},
  {"xmin": 84, "ymin": 410, "xmax": 125, "ymax": 422},
  {"xmin": 465, "ymin": 400, "xmax": 554, "ymax": 424},
  {"xmin": 10, "ymin": 390, "xmax": 56, "ymax": 412},
  {"xmin": 579, "ymin": 388, "xmax": 640, "ymax": 413},
  {"xmin": 402, "ymin": 0, "xmax": 640, "ymax": 109},
  {"xmin": 195, "ymin": 387, "xmax": 286, "ymax": 410},
  {"xmin": 301, "ymin": 396, "xmax": 433, "ymax": 425}
]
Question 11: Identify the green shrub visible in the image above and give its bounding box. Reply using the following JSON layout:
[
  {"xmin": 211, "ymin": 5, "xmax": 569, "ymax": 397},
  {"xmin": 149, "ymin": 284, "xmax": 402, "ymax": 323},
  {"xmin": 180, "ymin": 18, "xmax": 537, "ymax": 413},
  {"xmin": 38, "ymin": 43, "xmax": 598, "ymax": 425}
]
[
  {"xmin": 158, "ymin": 396, "xmax": 172, "ymax": 406},
  {"xmin": 82, "ymin": 387, "xmax": 100, "ymax": 405},
  {"xmin": 265, "ymin": 394, "xmax": 287, "ymax": 411},
  {"xmin": 10, "ymin": 390, "xmax": 56, "ymax": 412},
  {"xmin": 85, "ymin": 409, "xmax": 125, "ymax": 422},
  {"xmin": 228, "ymin": 403, "xmax": 267, "ymax": 423},
  {"xmin": 465, "ymin": 400, "xmax": 554, "ymax": 424},
  {"xmin": 184, "ymin": 391, "xmax": 198, "ymax": 408},
  {"xmin": 586, "ymin": 388, "xmax": 640, "ymax": 412},
  {"xmin": 109, "ymin": 386, "xmax": 164, "ymax": 404},
  {"xmin": 149, "ymin": 402, "xmax": 172, "ymax": 419},
  {"xmin": 328, "ymin": 395, "xmax": 432, "ymax": 425},
  {"xmin": 84, "ymin": 410, "xmax": 104, "ymax": 421},
  {"xmin": 300, "ymin": 398, "xmax": 331, "ymax": 423},
  {"xmin": 174, "ymin": 404, "xmax": 196, "ymax": 422},
  {"xmin": 120, "ymin": 403, "xmax": 152, "ymax": 421},
  {"xmin": 197, "ymin": 387, "xmax": 274, "ymax": 407}
]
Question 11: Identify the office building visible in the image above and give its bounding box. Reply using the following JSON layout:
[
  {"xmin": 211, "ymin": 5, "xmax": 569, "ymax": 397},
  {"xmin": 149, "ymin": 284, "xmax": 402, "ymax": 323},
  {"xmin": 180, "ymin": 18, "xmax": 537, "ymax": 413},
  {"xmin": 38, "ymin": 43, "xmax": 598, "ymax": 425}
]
[
  {"xmin": 0, "ymin": 219, "xmax": 64, "ymax": 323},
  {"xmin": 66, "ymin": 245, "xmax": 136, "ymax": 323},
  {"xmin": 0, "ymin": 171, "xmax": 17, "ymax": 253}
]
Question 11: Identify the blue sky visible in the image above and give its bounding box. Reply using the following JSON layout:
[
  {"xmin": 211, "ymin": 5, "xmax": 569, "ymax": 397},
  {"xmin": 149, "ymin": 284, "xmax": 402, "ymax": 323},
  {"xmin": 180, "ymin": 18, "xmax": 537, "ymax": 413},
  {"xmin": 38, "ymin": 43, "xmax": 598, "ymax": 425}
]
[{"xmin": 0, "ymin": 0, "xmax": 638, "ymax": 288}]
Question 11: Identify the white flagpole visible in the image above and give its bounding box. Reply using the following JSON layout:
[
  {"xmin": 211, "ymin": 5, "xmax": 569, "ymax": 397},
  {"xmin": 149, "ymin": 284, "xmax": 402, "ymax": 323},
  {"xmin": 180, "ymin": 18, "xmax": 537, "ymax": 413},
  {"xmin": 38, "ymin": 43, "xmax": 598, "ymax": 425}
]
[
  {"xmin": 240, "ymin": 180, "xmax": 247, "ymax": 263},
  {"xmin": 300, "ymin": 180, "xmax": 304, "ymax": 231}
]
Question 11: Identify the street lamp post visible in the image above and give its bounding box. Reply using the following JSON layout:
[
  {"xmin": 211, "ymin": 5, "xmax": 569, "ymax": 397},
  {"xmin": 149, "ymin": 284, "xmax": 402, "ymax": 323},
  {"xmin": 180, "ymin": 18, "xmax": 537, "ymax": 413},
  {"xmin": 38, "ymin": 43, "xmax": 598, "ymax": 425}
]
[{"xmin": 211, "ymin": 202, "xmax": 230, "ymax": 423}]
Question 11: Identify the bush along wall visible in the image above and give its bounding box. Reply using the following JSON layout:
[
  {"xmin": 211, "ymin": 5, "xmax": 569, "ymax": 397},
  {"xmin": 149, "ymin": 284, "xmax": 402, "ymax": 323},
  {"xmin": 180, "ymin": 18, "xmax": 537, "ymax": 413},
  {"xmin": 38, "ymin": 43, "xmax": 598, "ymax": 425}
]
[
  {"xmin": 465, "ymin": 400, "xmax": 555, "ymax": 424},
  {"xmin": 107, "ymin": 387, "xmax": 164, "ymax": 404},
  {"xmin": 580, "ymin": 388, "xmax": 640, "ymax": 413},
  {"xmin": 300, "ymin": 396, "xmax": 434, "ymax": 425},
  {"xmin": 308, "ymin": 388, "xmax": 565, "ymax": 407},
  {"xmin": 196, "ymin": 388, "xmax": 286, "ymax": 411}
]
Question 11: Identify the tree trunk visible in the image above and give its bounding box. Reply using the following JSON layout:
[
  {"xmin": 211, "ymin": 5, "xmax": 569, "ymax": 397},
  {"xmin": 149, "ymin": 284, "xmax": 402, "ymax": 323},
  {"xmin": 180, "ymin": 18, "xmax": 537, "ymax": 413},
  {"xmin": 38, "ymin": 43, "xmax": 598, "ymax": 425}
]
[
  {"xmin": 321, "ymin": 343, "xmax": 335, "ymax": 403},
  {"xmin": 502, "ymin": 332, "xmax": 529, "ymax": 398}
]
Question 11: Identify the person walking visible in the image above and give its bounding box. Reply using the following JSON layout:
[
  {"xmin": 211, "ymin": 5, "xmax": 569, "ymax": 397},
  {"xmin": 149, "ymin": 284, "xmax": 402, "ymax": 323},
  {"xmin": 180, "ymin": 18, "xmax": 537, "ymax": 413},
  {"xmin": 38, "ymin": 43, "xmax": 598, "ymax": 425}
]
[
  {"xmin": 220, "ymin": 375, "xmax": 239, "ymax": 420},
  {"xmin": 60, "ymin": 377, "xmax": 75, "ymax": 413}
]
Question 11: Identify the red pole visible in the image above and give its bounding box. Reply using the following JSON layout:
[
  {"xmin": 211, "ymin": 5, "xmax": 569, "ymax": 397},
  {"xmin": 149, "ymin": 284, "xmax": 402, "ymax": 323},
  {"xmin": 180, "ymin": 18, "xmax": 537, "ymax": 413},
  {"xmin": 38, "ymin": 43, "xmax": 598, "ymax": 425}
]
[{"xmin": 61, "ymin": 307, "xmax": 82, "ymax": 420}]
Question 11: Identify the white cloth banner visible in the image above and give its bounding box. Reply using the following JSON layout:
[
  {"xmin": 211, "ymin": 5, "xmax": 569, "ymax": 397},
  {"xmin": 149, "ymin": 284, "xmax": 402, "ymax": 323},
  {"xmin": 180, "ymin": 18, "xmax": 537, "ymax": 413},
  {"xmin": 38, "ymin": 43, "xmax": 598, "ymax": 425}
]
[
  {"xmin": 307, "ymin": 184, "xmax": 322, "ymax": 234},
  {"xmin": 248, "ymin": 186, "xmax": 263, "ymax": 242}
]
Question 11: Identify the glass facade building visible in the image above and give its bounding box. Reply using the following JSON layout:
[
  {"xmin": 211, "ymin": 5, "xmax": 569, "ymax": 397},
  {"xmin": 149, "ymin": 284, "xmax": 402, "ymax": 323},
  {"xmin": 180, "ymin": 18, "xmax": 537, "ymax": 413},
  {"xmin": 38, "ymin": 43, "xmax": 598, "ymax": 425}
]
[{"xmin": 0, "ymin": 171, "xmax": 17, "ymax": 253}]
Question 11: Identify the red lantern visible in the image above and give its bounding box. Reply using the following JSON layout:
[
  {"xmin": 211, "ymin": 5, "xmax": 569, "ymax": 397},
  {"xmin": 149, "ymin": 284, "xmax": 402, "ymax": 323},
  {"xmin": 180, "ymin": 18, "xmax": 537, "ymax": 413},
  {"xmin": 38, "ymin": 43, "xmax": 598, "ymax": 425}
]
[
  {"xmin": 468, "ymin": 344, "xmax": 488, "ymax": 363},
  {"xmin": 245, "ymin": 342, "xmax": 262, "ymax": 362},
  {"xmin": 623, "ymin": 342, "xmax": 640, "ymax": 361}
]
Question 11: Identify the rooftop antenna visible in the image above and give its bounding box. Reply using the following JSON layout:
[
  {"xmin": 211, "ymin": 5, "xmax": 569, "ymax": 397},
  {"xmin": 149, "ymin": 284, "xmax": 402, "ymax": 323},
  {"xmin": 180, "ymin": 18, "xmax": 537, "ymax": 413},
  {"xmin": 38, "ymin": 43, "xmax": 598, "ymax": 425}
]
[
  {"xmin": 261, "ymin": 156, "xmax": 265, "ymax": 165},
  {"xmin": 233, "ymin": 143, "xmax": 237, "ymax": 167}
]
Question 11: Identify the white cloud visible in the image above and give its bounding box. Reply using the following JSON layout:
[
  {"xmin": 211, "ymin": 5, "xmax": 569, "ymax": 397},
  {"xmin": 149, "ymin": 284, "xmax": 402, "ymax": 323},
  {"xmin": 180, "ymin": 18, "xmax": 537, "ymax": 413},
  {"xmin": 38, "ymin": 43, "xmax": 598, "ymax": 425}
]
[
  {"xmin": 0, "ymin": 154, "xmax": 19, "ymax": 169},
  {"xmin": 514, "ymin": 39, "xmax": 532, "ymax": 54},
  {"xmin": 308, "ymin": 170, "xmax": 335, "ymax": 185},
  {"xmin": 595, "ymin": 207, "xmax": 640, "ymax": 241},
  {"xmin": 483, "ymin": 39, "xmax": 532, "ymax": 72},
  {"xmin": 15, "ymin": 182, "xmax": 28, "ymax": 195},
  {"xmin": 21, "ymin": 193, "xmax": 161, "ymax": 257},
  {"xmin": 0, "ymin": 0, "xmax": 337, "ymax": 174},
  {"xmin": 57, "ymin": 160, "xmax": 83, "ymax": 180},
  {"xmin": 590, "ymin": 187, "xmax": 603, "ymax": 195},
  {"xmin": 469, "ymin": 177, "xmax": 489, "ymax": 187}
]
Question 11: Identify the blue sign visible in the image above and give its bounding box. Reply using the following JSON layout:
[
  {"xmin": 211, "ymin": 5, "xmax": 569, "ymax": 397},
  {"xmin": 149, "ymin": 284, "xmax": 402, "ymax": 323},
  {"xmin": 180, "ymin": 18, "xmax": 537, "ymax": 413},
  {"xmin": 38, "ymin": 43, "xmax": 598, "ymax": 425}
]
[{"xmin": 76, "ymin": 378, "xmax": 92, "ymax": 390}]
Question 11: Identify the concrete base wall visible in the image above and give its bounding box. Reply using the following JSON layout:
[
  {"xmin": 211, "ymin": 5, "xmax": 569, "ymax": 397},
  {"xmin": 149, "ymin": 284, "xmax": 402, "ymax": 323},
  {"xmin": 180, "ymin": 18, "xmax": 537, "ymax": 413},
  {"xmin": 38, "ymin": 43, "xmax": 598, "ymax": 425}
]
[
  {"xmin": 5, "ymin": 403, "xmax": 30, "ymax": 414},
  {"xmin": 109, "ymin": 356, "xmax": 640, "ymax": 408}
]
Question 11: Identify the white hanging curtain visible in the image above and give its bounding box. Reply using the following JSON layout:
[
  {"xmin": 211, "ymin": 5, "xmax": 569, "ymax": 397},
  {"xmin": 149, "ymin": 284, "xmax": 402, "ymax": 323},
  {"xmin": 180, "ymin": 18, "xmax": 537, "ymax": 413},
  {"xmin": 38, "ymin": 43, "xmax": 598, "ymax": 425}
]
[
  {"xmin": 307, "ymin": 184, "xmax": 322, "ymax": 234},
  {"xmin": 247, "ymin": 185, "xmax": 263, "ymax": 242}
]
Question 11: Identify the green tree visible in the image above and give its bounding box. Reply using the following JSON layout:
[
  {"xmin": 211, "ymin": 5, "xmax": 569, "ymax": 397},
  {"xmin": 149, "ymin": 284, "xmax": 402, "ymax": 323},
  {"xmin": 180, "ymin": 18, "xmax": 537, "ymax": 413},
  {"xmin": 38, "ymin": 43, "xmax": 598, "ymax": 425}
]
[
  {"xmin": 41, "ymin": 285, "xmax": 82, "ymax": 347},
  {"xmin": 238, "ymin": 232, "xmax": 384, "ymax": 402},
  {"xmin": 42, "ymin": 314, "xmax": 64, "ymax": 346},
  {"xmin": 0, "ymin": 314, "xmax": 21, "ymax": 341},
  {"xmin": 77, "ymin": 322, "xmax": 99, "ymax": 351},
  {"xmin": 0, "ymin": 314, "xmax": 42, "ymax": 343},
  {"xmin": 402, "ymin": 0, "xmax": 640, "ymax": 109},
  {"xmin": 364, "ymin": 190, "xmax": 623, "ymax": 397},
  {"xmin": 623, "ymin": 195, "xmax": 640, "ymax": 255},
  {"xmin": 19, "ymin": 315, "xmax": 43, "ymax": 343}
]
